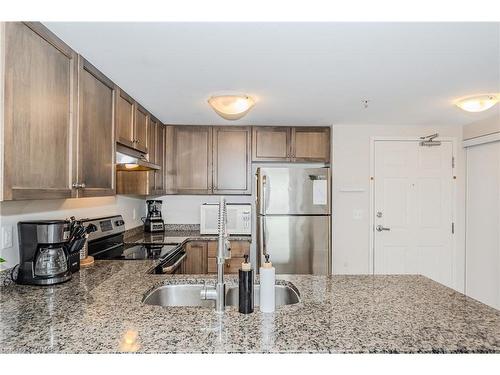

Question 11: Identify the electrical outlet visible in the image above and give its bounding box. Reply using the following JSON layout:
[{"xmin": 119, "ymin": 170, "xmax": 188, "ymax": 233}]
[
  {"xmin": 132, "ymin": 208, "xmax": 137, "ymax": 220},
  {"xmin": 2, "ymin": 226, "xmax": 13, "ymax": 249},
  {"xmin": 353, "ymin": 209, "xmax": 364, "ymax": 220}
]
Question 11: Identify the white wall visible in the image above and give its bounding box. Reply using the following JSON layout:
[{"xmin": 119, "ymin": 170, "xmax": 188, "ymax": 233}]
[
  {"xmin": 332, "ymin": 124, "xmax": 466, "ymax": 292},
  {"xmin": 0, "ymin": 195, "xmax": 146, "ymax": 270},
  {"xmin": 156, "ymin": 195, "xmax": 253, "ymax": 224},
  {"xmin": 463, "ymin": 113, "xmax": 500, "ymax": 140},
  {"xmin": 465, "ymin": 140, "xmax": 500, "ymax": 309}
]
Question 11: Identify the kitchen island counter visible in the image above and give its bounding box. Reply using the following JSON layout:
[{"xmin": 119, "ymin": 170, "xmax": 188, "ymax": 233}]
[
  {"xmin": 1, "ymin": 262, "xmax": 499, "ymax": 353},
  {"xmin": 124, "ymin": 226, "xmax": 251, "ymax": 246}
]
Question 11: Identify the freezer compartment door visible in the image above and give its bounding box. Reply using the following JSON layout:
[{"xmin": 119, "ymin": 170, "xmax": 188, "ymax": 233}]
[
  {"xmin": 258, "ymin": 215, "xmax": 330, "ymax": 275},
  {"xmin": 257, "ymin": 167, "xmax": 330, "ymax": 215}
]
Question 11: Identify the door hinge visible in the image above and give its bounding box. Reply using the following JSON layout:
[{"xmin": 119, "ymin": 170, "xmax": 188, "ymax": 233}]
[
  {"xmin": 451, "ymin": 222, "xmax": 455, "ymax": 234},
  {"xmin": 452, "ymin": 156, "xmax": 455, "ymax": 168}
]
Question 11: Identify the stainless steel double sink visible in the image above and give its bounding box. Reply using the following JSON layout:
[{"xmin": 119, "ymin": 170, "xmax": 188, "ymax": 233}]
[{"xmin": 143, "ymin": 283, "xmax": 300, "ymax": 308}]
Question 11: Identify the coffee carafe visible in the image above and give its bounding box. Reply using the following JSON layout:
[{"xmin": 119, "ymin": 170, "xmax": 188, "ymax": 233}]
[{"xmin": 16, "ymin": 220, "xmax": 72, "ymax": 285}]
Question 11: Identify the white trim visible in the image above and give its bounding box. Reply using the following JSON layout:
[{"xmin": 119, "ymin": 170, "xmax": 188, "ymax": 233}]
[
  {"xmin": 369, "ymin": 138, "xmax": 375, "ymax": 273},
  {"xmin": 369, "ymin": 136, "xmax": 458, "ymax": 285},
  {"xmin": 330, "ymin": 124, "xmax": 335, "ymax": 275},
  {"xmin": 0, "ymin": 23, "xmax": 5, "ymax": 201},
  {"xmin": 371, "ymin": 136, "xmax": 456, "ymax": 142},
  {"xmin": 463, "ymin": 132, "xmax": 500, "ymax": 148}
]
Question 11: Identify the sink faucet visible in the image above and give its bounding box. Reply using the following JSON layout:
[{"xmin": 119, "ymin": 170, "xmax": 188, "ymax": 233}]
[{"xmin": 201, "ymin": 196, "xmax": 231, "ymax": 312}]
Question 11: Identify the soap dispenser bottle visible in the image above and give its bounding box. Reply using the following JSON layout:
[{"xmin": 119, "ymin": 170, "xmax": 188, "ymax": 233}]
[
  {"xmin": 238, "ymin": 255, "xmax": 254, "ymax": 314},
  {"xmin": 259, "ymin": 254, "xmax": 275, "ymax": 313}
]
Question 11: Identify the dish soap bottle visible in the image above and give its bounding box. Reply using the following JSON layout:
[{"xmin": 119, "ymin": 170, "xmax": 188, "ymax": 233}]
[
  {"xmin": 239, "ymin": 255, "xmax": 254, "ymax": 314},
  {"xmin": 259, "ymin": 254, "xmax": 275, "ymax": 313}
]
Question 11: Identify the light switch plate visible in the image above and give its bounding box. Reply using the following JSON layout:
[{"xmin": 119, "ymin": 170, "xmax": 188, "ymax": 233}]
[{"xmin": 2, "ymin": 226, "xmax": 13, "ymax": 249}]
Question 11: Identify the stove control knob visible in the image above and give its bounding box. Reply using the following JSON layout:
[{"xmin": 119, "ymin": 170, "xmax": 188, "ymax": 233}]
[{"xmin": 115, "ymin": 220, "xmax": 125, "ymax": 227}]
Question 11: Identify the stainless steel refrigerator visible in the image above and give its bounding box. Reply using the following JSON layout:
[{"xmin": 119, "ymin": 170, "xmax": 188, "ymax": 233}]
[{"xmin": 256, "ymin": 167, "xmax": 331, "ymax": 275}]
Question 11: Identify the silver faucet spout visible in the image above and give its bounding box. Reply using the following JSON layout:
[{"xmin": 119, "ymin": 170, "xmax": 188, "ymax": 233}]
[{"xmin": 201, "ymin": 196, "xmax": 230, "ymax": 312}]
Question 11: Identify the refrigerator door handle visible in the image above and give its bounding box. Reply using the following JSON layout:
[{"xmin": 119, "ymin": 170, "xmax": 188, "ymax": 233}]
[
  {"xmin": 262, "ymin": 175, "xmax": 267, "ymax": 214},
  {"xmin": 262, "ymin": 216, "xmax": 267, "ymax": 258},
  {"xmin": 262, "ymin": 175, "xmax": 267, "ymax": 257}
]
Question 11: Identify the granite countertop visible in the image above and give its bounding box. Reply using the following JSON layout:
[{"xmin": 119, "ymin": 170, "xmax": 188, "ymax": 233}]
[
  {"xmin": 124, "ymin": 226, "xmax": 252, "ymax": 246},
  {"xmin": 1, "ymin": 260, "xmax": 499, "ymax": 353}
]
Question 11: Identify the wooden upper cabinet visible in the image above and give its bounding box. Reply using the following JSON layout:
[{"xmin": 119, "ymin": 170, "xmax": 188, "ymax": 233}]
[
  {"xmin": 252, "ymin": 126, "xmax": 290, "ymax": 161},
  {"xmin": 2, "ymin": 22, "xmax": 77, "ymax": 200},
  {"xmin": 77, "ymin": 57, "xmax": 115, "ymax": 197},
  {"xmin": 148, "ymin": 117, "xmax": 158, "ymax": 164},
  {"xmin": 154, "ymin": 124, "xmax": 166, "ymax": 193},
  {"xmin": 252, "ymin": 126, "xmax": 330, "ymax": 163},
  {"xmin": 213, "ymin": 126, "xmax": 251, "ymax": 194},
  {"xmin": 164, "ymin": 125, "xmax": 175, "ymax": 194},
  {"xmin": 115, "ymin": 89, "xmax": 149, "ymax": 154},
  {"xmin": 115, "ymin": 89, "xmax": 135, "ymax": 149},
  {"xmin": 291, "ymin": 127, "xmax": 330, "ymax": 162},
  {"xmin": 134, "ymin": 105, "xmax": 149, "ymax": 153},
  {"xmin": 147, "ymin": 117, "xmax": 166, "ymax": 195},
  {"xmin": 172, "ymin": 126, "xmax": 212, "ymax": 194}
]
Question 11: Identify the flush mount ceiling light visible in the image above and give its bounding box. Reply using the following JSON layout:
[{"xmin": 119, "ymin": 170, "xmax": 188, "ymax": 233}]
[
  {"xmin": 208, "ymin": 95, "xmax": 255, "ymax": 120},
  {"xmin": 455, "ymin": 94, "xmax": 499, "ymax": 113}
]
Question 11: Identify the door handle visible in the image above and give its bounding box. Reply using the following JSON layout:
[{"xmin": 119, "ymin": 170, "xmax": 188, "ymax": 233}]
[{"xmin": 376, "ymin": 225, "xmax": 390, "ymax": 232}]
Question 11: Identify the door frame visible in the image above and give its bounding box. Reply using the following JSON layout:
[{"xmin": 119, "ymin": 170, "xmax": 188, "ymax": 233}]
[{"xmin": 369, "ymin": 136, "xmax": 458, "ymax": 276}]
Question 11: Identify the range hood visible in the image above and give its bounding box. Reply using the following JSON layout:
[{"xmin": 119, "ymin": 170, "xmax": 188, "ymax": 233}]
[{"xmin": 116, "ymin": 144, "xmax": 160, "ymax": 171}]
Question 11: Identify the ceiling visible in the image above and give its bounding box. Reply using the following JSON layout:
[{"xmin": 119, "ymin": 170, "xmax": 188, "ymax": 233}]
[{"xmin": 44, "ymin": 22, "xmax": 500, "ymax": 126}]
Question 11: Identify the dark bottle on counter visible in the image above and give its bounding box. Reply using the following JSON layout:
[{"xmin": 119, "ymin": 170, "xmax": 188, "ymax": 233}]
[{"xmin": 239, "ymin": 255, "xmax": 254, "ymax": 314}]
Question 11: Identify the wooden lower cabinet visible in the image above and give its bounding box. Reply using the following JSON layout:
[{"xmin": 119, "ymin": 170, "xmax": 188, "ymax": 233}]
[
  {"xmin": 207, "ymin": 240, "xmax": 250, "ymax": 274},
  {"xmin": 181, "ymin": 241, "xmax": 208, "ymax": 274},
  {"xmin": 180, "ymin": 240, "xmax": 250, "ymax": 275}
]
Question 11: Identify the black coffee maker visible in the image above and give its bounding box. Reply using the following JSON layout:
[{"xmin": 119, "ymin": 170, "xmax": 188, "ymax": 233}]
[
  {"xmin": 144, "ymin": 200, "xmax": 164, "ymax": 232},
  {"xmin": 16, "ymin": 220, "xmax": 72, "ymax": 285}
]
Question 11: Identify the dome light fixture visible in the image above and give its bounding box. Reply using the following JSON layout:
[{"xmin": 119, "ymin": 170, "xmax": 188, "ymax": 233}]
[
  {"xmin": 455, "ymin": 94, "xmax": 499, "ymax": 113},
  {"xmin": 208, "ymin": 94, "xmax": 255, "ymax": 120}
]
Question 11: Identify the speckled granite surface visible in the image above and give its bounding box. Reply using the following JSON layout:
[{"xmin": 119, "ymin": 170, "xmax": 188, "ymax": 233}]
[
  {"xmin": 125, "ymin": 228, "xmax": 252, "ymax": 245},
  {"xmin": 1, "ymin": 261, "xmax": 499, "ymax": 353}
]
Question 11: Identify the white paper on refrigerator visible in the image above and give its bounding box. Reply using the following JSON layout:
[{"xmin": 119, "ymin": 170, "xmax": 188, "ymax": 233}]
[{"xmin": 312, "ymin": 179, "xmax": 327, "ymax": 205}]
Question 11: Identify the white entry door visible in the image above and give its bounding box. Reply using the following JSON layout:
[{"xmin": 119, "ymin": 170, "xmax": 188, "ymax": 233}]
[{"xmin": 373, "ymin": 140, "xmax": 454, "ymax": 288}]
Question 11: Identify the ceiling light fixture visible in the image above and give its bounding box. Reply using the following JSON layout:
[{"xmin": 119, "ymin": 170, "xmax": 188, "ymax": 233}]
[
  {"xmin": 455, "ymin": 94, "xmax": 499, "ymax": 113},
  {"xmin": 208, "ymin": 95, "xmax": 255, "ymax": 120}
]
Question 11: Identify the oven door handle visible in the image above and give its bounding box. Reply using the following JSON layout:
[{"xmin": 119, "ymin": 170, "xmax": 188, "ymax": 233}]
[{"xmin": 161, "ymin": 253, "xmax": 187, "ymax": 274}]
